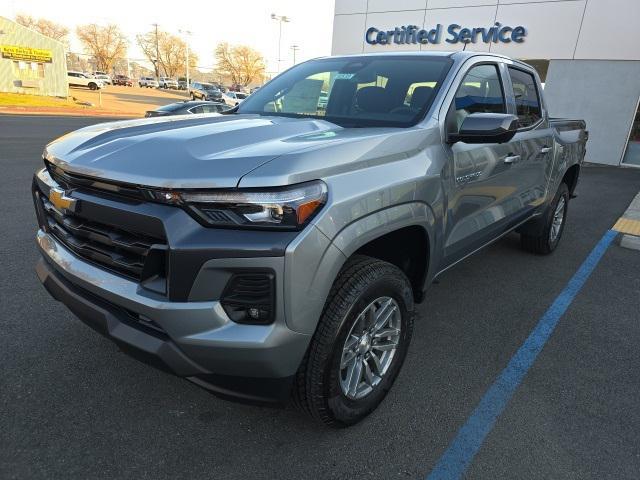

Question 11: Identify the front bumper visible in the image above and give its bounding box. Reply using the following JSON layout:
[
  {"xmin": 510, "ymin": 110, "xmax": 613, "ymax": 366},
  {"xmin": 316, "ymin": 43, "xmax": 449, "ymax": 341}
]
[
  {"xmin": 31, "ymin": 165, "xmax": 346, "ymax": 403},
  {"xmin": 36, "ymin": 229, "xmax": 310, "ymax": 404}
]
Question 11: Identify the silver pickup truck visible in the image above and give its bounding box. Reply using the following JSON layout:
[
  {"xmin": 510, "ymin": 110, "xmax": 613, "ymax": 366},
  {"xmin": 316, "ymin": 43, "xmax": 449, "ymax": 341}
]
[{"xmin": 32, "ymin": 52, "xmax": 587, "ymax": 426}]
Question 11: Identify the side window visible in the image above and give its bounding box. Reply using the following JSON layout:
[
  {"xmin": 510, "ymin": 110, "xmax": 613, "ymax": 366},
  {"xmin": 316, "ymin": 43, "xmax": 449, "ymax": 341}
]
[
  {"xmin": 449, "ymin": 64, "xmax": 505, "ymax": 132},
  {"xmin": 507, "ymin": 67, "xmax": 542, "ymax": 128},
  {"xmin": 190, "ymin": 106, "xmax": 204, "ymax": 114}
]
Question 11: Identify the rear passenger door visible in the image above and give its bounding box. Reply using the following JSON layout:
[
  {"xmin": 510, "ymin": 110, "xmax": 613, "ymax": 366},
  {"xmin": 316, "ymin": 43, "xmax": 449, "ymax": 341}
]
[
  {"xmin": 440, "ymin": 62, "xmax": 524, "ymax": 267},
  {"xmin": 505, "ymin": 66, "xmax": 555, "ymax": 206}
]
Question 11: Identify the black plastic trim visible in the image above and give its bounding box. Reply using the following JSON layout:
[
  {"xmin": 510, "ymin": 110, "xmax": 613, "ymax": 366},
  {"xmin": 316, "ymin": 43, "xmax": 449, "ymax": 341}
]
[{"xmin": 36, "ymin": 258, "xmax": 294, "ymax": 405}]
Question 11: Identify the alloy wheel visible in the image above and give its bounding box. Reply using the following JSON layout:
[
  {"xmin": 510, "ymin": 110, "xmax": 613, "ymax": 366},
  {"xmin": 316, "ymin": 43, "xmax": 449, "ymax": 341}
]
[
  {"xmin": 339, "ymin": 296, "xmax": 402, "ymax": 400},
  {"xmin": 550, "ymin": 196, "xmax": 566, "ymax": 243}
]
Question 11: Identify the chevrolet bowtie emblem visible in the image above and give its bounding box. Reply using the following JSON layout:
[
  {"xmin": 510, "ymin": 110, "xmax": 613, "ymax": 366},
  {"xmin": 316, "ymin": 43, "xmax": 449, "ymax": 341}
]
[{"xmin": 49, "ymin": 187, "xmax": 76, "ymax": 212}]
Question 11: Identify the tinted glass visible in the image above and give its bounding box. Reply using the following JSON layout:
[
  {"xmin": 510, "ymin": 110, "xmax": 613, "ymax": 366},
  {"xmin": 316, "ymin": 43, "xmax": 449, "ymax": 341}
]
[
  {"xmin": 450, "ymin": 64, "xmax": 505, "ymax": 132},
  {"xmin": 157, "ymin": 103, "xmax": 187, "ymax": 112},
  {"xmin": 508, "ymin": 67, "xmax": 542, "ymax": 128},
  {"xmin": 238, "ymin": 56, "xmax": 452, "ymax": 128}
]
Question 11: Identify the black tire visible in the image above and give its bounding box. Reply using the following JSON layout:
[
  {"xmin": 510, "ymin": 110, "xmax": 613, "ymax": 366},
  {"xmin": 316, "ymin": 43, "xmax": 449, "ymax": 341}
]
[
  {"xmin": 521, "ymin": 182, "xmax": 570, "ymax": 254},
  {"xmin": 293, "ymin": 255, "xmax": 414, "ymax": 427},
  {"xmin": 88, "ymin": 82, "xmax": 97, "ymax": 91}
]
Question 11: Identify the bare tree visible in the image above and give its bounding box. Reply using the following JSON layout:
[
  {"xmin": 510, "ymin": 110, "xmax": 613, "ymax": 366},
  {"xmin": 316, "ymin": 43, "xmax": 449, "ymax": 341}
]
[
  {"xmin": 76, "ymin": 24, "xmax": 128, "ymax": 73},
  {"xmin": 214, "ymin": 43, "xmax": 266, "ymax": 86},
  {"xmin": 15, "ymin": 14, "xmax": 69, "ymax": 46},
  {"xmin": 137, "ymin": 29, "xmax": 198, "ymax": 78}
]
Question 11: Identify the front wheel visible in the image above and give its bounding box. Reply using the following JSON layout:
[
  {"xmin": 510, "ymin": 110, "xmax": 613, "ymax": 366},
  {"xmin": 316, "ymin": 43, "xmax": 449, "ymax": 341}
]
[
  {"xmin": 88, "ymin": 82, "xmax": 97, "ymax": 90},
  {"xmin": 293, "ymin": 256, "xmax": 414, "ymax": 427},
  {"xmin": 521, "ymin": 182, "xmax": 569, "ymax": 254}
]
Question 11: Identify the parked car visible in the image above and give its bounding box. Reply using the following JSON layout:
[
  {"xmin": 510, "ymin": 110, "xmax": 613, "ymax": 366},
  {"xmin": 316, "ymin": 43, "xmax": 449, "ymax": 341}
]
[
  {"xmin": 67, "ymin": 71, "xmax": 105, "ymax": 90},
  {"xmin": 113, "ymin": 75, "xmax": 133, "ymax": 87},
  {"xmin": 159, "ymin": 77, "xmax": 179, "ymax": 89},
  {"xmin": 221, "ymin": 91, "xmax": 248, "ymax": 106},
  {"xmin": 250, "ymin": 86, "xmax": 261, "ymax": 93},
  {"xmin": 317, "ymin": 91, "xmax": 329, "ymax": 110},
  {"xmin": 93, "ymin": 74, "xmax": 112, "ymax": 85},
  {"xmin": 32, "ymin": 52, "xmax": 587, "ymax": 427},
  {"xmin": 144, "ymin": 101, "xmax": 231, "ymax": 117},
  {"xmin": 139, "ymin": 77, "xmax": 159, "ymax": 88},
  {"xmin": 189, "ymin": 82, "xmax": 223, "ymax": 101},
  {"xmin": 178, "ymin": 80, "xmax": 188, "ymax": 90}
]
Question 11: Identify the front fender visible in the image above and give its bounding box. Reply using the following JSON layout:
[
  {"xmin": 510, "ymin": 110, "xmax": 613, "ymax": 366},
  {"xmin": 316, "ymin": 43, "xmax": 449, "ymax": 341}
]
[{"xmin": 283, "ymin": 202, "xmax": 437, "ymax": 335}]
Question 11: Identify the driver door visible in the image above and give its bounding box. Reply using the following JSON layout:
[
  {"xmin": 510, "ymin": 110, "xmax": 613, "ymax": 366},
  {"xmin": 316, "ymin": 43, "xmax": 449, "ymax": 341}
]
[{"xmin": 440, "ymin": 62, "xmax": 525, "ymax": 268}]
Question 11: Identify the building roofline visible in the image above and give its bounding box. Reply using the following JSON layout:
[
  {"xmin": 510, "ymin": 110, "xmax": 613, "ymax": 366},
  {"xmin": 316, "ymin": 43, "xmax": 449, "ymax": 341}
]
[{"xmin": 0, "ymin": 15, "xmax": 66, "ymax": 49}]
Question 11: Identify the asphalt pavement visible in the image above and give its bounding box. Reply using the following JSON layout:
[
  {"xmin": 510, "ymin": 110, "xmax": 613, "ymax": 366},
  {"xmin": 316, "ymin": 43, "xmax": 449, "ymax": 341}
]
[{"xmin": 1, "ymin": 114, "xmax": 639, "ymax": 480}]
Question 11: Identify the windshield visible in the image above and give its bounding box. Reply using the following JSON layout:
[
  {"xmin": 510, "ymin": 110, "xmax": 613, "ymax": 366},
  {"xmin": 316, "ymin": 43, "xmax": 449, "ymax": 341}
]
[
  {"xmin": 157, "ymin": 103, "xmax": 187, "ymax": 112},
  {"xmin": 238, "ymin": 55, "xmax": 452, "ymax": 127},
  {"xmin": 202, "ymin": 84, "xmax": 216, "ymax": 90}
]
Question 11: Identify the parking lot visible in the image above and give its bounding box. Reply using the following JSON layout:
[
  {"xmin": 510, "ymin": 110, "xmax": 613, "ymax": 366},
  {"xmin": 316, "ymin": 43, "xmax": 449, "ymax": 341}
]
[
  {"xmin": 70, "ymin": 85, "xmax": 187, "ymax": 116},
  {"xmin": 1, "ymin": 114, "xmax": 639, "ymax": 479}
]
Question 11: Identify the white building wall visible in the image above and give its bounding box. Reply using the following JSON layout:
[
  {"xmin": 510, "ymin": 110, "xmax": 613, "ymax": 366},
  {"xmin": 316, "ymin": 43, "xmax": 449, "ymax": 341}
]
[
  {"xmin": 331, "ymin": 0, "xmax": 640, "ymax": 166},
  {"xmin": 331, "ymin": 0, "xmax": 640, "ymax": 61},
  {"xmin": 0, "ymin": 17, "xmax": 68, "ymax": 97}
]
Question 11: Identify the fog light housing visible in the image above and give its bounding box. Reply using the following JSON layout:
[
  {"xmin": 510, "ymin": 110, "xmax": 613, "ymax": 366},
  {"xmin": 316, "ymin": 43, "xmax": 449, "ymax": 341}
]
[{"xmin": 220, "ymin": 272, "xmax": 275, "ymax": 325}]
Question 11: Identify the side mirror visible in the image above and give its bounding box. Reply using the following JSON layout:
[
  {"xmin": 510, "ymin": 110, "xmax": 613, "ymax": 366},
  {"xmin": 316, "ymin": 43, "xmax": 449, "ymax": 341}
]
[{"xmin": 448, "ymin": 113, "xmax": 519, "ymax": 144}]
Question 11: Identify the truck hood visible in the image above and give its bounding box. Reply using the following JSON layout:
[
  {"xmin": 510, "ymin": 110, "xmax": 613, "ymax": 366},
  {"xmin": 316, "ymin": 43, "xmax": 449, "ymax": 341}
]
[{"xmin": 44, "ymin": 114, "xmax": 343, "ymax": 188}]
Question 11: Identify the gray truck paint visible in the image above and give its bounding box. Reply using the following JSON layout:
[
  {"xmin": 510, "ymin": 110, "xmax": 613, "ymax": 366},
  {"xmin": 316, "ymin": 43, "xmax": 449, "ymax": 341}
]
[{"xmin": 35, "ymin": 51, "xmax": 586, "ymax": 383}]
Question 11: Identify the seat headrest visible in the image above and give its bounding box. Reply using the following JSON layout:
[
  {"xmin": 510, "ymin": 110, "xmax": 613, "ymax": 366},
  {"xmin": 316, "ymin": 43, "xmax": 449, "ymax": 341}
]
[
  {"xmin": 410, "ymin": 86, "xmax": 434, "ymax": 111},
  {"xmin": 355, "ymin": 86, "xmax": 393, "ymax": 113}
]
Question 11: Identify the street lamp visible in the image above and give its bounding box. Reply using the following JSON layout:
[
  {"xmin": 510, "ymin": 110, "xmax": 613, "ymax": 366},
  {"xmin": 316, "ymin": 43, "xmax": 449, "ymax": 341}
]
[
  {"xmin": 270, "ymin": 13, "xmax": 290, "ymax": 74},
  {"xmin": 179, "ymin": 29, "xmax": 192, "ymax": 91},
  {"xmin": 290, "ymin": 44, "xmax": 300, "ymax": 65}
]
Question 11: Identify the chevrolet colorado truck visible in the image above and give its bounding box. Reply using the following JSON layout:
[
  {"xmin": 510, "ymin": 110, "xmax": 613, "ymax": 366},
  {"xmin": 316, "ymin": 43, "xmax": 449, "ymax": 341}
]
[{"xmin": 33, "ymin": 52, "xmax": 587, "ymax": 426}]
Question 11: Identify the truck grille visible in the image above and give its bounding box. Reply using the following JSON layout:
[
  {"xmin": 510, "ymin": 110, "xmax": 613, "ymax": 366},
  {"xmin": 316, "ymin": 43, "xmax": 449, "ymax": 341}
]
[{"xmin": 35, "ymin": 190, "xmax": 166, "ymax": 281}]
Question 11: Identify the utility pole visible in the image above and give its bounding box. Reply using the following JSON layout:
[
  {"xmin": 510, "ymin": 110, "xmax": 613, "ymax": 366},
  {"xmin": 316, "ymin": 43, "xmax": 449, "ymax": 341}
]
[
  {"xmin": 270, "ymin": 13, "xmax": 290, "ymax": 74},
  {"xmin": 152, "ymin": 23, "xmax": 160, "ymax": 79},
  {"xmin": 290, "ymin": 44, "xmax": 299, "ymax": 65},
  {"xmin": 179, "ymin": 29, "xmax": 192, "ymax": 89}
]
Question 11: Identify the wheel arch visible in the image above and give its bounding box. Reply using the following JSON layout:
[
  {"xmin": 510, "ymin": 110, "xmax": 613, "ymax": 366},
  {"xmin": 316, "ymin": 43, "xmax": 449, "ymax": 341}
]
[
  {"xmin": 330, "ymin": 202, "xmax": 436, "ymax": 303},
  {"xmin": 562, "ymin": 163, "xmax": 580, "ymax": 196},
  {"xmin": 284, "ymin": 203, "xmax": 436, "ymax": 335}
]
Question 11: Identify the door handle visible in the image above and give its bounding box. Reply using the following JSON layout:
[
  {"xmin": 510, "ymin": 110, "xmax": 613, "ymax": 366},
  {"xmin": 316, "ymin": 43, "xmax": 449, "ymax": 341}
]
[
  {"xmin": 503, "ymin": 154, "xmax": 521, "ymax": 164},
  {"xmin": 540, "ymin": 146, "xmax": 552, "ymax": 154}
]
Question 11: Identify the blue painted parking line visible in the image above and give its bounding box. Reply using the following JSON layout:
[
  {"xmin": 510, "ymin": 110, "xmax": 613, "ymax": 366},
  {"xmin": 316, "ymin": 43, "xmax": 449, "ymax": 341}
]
[{"xmin": 426, "ymin": 229, "xmax": 618, "ymax": 480}]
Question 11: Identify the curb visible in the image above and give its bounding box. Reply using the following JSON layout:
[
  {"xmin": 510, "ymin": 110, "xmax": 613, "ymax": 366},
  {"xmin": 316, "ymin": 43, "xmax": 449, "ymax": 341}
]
[
  {"xmin": 0, "ymin": 107, "xmax": 139, "ymax": 118},
  {"xmin": 613, "ymin": 192, "xmax": 640, "ymax": 251}
]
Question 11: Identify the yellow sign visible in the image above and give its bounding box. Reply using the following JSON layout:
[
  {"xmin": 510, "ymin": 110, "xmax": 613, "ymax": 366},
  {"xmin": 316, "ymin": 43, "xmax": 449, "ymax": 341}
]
[{"xmin": 0, "ymin": 45, "xmax": 53, "ymax": 63}]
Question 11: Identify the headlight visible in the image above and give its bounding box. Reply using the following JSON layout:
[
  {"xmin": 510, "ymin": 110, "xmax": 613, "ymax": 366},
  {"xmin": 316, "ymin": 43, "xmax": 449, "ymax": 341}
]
[{"xmin": 151, "ymin": 181, "xmax": 327, "ymax": 230}]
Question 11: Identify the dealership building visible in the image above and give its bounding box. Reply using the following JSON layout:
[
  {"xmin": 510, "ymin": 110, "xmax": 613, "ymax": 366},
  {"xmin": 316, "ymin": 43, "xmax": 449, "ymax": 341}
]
[
  {"xmin": 331, "ymin": 0, "xmax": 640, "ymax": 167},
  {"xmin": 0, "ymin": 16, "xmax": 68, "ymax": 98}
]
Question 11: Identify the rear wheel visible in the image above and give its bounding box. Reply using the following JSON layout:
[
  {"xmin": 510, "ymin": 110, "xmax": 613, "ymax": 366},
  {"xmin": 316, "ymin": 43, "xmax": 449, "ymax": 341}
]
[
  {"xmin": 88, "ymin": 82, "xmax": 97, "ymax": 91},
  {"xmin": 521, "ymin": 182, "xmax": 569, "ymax": 254},
  {"xmin": 293, "ymin": 256, "xmax": 414, "ymax": 427}
]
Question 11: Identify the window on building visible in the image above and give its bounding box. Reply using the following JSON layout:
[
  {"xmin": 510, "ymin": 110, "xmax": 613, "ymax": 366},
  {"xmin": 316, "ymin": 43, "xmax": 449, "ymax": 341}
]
[
  {"xmin": 622, "ymin": 99, "xmax": 640, "ymax": 166},
  {"xmin": 508, "ymin": 67, "xmax": 542, "ymax": 128}
]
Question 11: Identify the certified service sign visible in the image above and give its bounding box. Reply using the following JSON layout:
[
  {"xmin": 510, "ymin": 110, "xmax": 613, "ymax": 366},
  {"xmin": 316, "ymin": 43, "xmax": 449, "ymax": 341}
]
[
  {"xmin": 365, "ymin": 23, "xmax": 526, "ymax": 46},
  {"xmin": 0, "ymin": 45, "xmax": 53, "ymax": 63}
]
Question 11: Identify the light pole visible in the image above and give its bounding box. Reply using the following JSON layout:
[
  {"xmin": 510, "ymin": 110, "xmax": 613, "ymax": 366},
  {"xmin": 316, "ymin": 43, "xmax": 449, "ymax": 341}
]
[
  {"xmin": 179, "ymin": 29, "xmax": 192, "ymax": 90},
  {"xmin": 270, "ymin": 13, "xmax": 290, "ymax": 74},
  {"xmin": 151, "ymin": 23, "xmax": 160, "ymax": 79},
  {"xmin": 290, "ymin": 44, "xmax": 299, "ymax": 65}
]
